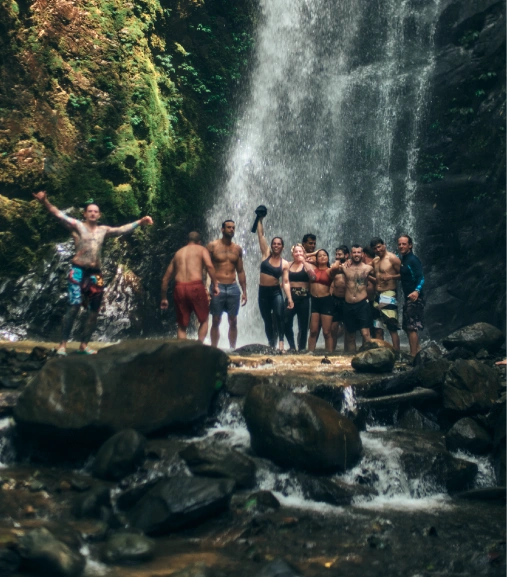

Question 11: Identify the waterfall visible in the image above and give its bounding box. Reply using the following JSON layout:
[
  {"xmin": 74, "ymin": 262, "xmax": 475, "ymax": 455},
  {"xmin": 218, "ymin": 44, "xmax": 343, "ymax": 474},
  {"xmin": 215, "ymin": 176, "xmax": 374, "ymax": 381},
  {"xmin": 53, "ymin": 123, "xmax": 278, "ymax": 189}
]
[{"xmin": 207, "ymin": 0, "xmax": 441, "ymax": 346}]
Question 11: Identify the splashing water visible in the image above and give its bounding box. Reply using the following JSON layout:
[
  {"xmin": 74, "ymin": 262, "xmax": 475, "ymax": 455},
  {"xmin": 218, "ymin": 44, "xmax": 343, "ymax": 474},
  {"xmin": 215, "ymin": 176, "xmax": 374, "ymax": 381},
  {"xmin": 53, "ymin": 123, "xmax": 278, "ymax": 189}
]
[{"xmin": 207, "ymin": 0, "xmax": 441, "ymax": 346}]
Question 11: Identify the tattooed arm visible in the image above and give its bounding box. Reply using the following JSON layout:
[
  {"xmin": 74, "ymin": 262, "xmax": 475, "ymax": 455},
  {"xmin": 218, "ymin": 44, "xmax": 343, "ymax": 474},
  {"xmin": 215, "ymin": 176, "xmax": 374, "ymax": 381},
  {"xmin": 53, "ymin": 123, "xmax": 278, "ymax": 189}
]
[
  {"xmin": 32, "ymin": 191, "xmax": 79, "ymax": 230},
  {"xmin": 105, "ymin": 216, "xmax": 153, "ymax": 237}
]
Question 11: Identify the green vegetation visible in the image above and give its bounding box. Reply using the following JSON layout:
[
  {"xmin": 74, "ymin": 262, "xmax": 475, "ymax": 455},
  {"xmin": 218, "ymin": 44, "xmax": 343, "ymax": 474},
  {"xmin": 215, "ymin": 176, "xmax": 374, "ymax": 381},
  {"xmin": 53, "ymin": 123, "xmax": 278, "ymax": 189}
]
[
  {"xmin": 419, "ymin": 153, "xmax": 448, "ymax": 183},
  {"xmin": 0, "ymin": 0, "xmax": 257, "ymax": 274}
]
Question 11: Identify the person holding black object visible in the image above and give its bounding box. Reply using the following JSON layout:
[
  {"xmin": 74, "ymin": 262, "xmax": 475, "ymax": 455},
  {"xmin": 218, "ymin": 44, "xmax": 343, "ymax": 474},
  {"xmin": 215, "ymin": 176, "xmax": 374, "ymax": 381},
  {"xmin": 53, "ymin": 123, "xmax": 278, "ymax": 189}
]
[{"xmin": 256, "ymin": 211, "xmax": 293, "ymax": 350}]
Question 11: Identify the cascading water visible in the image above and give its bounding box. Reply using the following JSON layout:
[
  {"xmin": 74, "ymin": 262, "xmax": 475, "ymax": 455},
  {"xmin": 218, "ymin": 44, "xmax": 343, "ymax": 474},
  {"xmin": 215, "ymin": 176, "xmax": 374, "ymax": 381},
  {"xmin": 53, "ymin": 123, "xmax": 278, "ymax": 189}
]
[{"xmin": 207, "ymin": 0, "xmax": 440, "ymax": 346}]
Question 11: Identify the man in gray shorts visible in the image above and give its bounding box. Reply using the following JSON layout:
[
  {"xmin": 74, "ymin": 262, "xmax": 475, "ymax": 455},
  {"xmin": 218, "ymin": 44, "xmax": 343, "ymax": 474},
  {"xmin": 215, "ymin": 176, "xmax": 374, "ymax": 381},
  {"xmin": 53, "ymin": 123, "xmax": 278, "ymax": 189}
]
[{"xmin": 207, "ymin": 220, "xmax": 247, "ymax": 348}]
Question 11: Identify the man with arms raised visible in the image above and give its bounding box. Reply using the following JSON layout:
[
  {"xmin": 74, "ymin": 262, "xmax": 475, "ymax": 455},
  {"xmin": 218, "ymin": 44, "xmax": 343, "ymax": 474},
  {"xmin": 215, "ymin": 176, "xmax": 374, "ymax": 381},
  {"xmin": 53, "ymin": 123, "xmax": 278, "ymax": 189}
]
[
  {"xmin": 33, "ymin": 191, "xmax": 153, "ymax": 355},
  {"xmin": 398, "ymin": 233, "xmax": 425, "ymax": 357},
  {"xmin": 160, "ymin": 232, "xmax": 219, "ymax": 342},
  {"xmin": 207, "ymin": 220, "xmax": 247, "ymax": 349},
  {"xmin": 336, "ymin": 245, "xmax": 374, "ymax": 352},
  {"xmin": 330, "ymin": 245, "xmax": 349, "ymax": 350},
  {"xmin": 370, "ymin": 237, "xmax": 401, "ymax": 351}
]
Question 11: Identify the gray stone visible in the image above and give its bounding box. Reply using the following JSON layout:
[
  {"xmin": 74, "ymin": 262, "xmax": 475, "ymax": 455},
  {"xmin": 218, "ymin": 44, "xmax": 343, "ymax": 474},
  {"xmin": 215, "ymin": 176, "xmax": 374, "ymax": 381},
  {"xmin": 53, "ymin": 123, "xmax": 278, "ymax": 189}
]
[
  {"xmin": 445, "ymin": 418, "xmax": 493, "ymax": 454},
  {"xmin": 443, "ymin": 322, "xmax": 504, "ymax": 354},
  {"xmin": 14, "ymin": 340, "xmax": 228, "ymax": 442},
  {"xmin": 127, "ymin": 476, "xmax": 235, "ymax": 535},
  {"xmin": 398, "ymin": 407, "xmax": 440, "ymax": 431},
  {"xmin": 225, "ymin": 372, "xmax": 260, "ymax": 396},
  {"xmin": 17, "ymin": 527, "xmax": 85, "ymax": 577},
  {"xmin": 92, "ymin": 429, "xmax": 146, "ymax": 481},
  {"xmin": 296, "ymin": 474, "xmax": 377, "ymax": 506},
  {"xmin": 443, "ymin": 360, "xmax": 502, "ymax": 413},
  {"xmin": 413, "ymin": 342, "xmax": 443, "ymax": 367},
  {"xmin": 244, "ymin": 384, "xmax": 362, "ymax": 474},
  {"xmin": 180, "ymin": 440, "xmax": 256, "ymax": 488},
  {"xmin": 351, "ymin": 348, "xmax": 395, "ymax": 373},
  {"xmin": 100, "ymin": 532, "xmax": 155, "ymax": 564}
]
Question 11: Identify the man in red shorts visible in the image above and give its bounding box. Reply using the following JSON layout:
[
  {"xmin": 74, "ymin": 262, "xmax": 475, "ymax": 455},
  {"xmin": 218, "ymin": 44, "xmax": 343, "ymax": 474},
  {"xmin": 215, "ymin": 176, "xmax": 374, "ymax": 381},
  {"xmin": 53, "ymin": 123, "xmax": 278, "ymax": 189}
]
[{"xmin": 160, "ymin": 232, "xmax": 219, "ymax": 342}]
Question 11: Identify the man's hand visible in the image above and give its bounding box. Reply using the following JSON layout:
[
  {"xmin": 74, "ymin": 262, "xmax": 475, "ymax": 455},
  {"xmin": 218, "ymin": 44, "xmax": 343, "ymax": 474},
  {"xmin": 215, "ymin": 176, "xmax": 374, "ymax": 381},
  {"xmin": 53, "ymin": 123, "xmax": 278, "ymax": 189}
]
[
  {"xmin": 408, "ymin": 291, "xmax": 419, "ymax": 302},
  {"xmin": 160, "ymin": 299, "xmax": 169, "ymax": 310},
  {"xmin": 241, "ymin": 293, "xmax": 248, "ymax": 306},
  {"xmin": 344, "ymin": 259, "xmax": 353, "ymax": 268},
  {"xmin": 32, "ymin": 191, "xmax": 47, "ymax": 203},
  {"xmin": 213, "ymin": 285, "xmax": 220, "ymax": 297},
  {"xmin": 139, "ymin": 216, "xmax": 153, "ymax": 226},
  {"xmin": 287, "ymin": 300, "xmax": 294, "ymax": 310}
]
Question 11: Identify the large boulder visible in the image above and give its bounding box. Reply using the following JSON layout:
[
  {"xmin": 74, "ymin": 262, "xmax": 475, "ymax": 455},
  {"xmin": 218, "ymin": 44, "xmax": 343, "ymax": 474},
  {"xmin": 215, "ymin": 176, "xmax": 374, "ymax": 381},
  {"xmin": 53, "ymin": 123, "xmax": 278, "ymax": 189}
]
[
  {"xmin": 443, "ymin": 360, "xmax": 502, "ymax": 414},
  {"xmin": 14, "ymin": 340, "xmax": 228, "ymax": 443},
  {"xmin": 17, "ymin": 527, "xmax": 85, "ymax": 577},
  {"xmin": 351, "ymin": 348, "xmax": 395, "ymax": 373},
  {"xmin": 244, "ymin": 384, "xmax": 362, "ymax": 473},
  {"xmin": 413, "ymin": 342, "xmax": 443, "ymax": 366},
  {"xmin": 445, "ymin": 418, "xmax": 493, "ymax": 455},
  {"xmin": 92, "ymin": 429, "xmax": 146, "ymax": 481},
  {"xmin": 443, "ymin": 322, "xmax": 504, "ymax": 354},
  {"xmin": 180, "ymin": 440, "xmax": 256, "ymax": 488},
  {"xmin": 126, "ymin": 477, "xmax": 235, "ymax": 535}
]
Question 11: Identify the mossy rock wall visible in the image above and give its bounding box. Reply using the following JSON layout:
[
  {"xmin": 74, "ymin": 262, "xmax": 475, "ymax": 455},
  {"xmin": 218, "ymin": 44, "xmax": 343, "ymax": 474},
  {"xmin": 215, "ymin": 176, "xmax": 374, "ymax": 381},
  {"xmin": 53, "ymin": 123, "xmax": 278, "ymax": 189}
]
[{"xmin": 0, "ymin": 0, "xmax": 256, "ymax": 275}]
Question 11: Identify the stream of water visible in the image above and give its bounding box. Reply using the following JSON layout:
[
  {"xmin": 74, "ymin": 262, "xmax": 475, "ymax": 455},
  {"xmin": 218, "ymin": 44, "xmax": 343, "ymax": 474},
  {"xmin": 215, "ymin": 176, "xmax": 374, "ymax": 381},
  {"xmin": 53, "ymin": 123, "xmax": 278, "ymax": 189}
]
[{"xmin": 207, "ymin": 0, "xmax": 441, "ymax": 347}]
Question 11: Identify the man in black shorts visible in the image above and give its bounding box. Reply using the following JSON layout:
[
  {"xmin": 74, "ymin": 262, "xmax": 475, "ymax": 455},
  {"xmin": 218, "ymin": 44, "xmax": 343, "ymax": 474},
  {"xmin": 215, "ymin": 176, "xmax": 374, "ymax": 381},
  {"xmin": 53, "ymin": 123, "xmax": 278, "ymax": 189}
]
[
  {"xmin": 334, "ymin": 245, "xmax": 374, "ymax": 352},
  {"xmin": 331, "ymin": 245, "xmax": 349, "ymax": 350}
]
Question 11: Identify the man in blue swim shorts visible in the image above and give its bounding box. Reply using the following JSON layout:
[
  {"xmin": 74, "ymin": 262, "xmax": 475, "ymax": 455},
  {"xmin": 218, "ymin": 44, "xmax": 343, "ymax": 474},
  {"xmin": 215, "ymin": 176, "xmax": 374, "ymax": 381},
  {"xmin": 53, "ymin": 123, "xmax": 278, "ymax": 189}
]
[{"xmin": 207, "ymin": 220, "xmax": 247, "ymax": 349}]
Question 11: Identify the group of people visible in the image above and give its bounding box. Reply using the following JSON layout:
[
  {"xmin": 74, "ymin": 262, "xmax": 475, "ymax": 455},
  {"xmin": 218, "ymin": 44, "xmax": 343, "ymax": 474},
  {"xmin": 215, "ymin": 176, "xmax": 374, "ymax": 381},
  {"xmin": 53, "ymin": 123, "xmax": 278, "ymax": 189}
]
[
  {"xmin": 33, "ymin": 192, "xmax": 425, "ymax": 357},
  {"xmin": 161, "ymin": 214, "xmax": 425, "ymax": 357}
]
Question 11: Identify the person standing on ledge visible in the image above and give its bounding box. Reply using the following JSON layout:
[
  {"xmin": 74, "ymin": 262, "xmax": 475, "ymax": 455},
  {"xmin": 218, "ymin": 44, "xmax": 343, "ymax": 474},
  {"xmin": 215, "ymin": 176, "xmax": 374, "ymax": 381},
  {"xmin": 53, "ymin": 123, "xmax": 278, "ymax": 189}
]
[
  {"xmin": 160, "ymin": 232, "xmax": 219, "ymax": 342},
  {"xmin": 398, "ymin": 233, "xmax": 425, "ymax": 357},
  {"xmin": 207, "ymin": 220, "xmax": 247, "ymax": 349},
  {"xmin": 33, "ymin": 191, "xmax": 153, "ymax": 355}
]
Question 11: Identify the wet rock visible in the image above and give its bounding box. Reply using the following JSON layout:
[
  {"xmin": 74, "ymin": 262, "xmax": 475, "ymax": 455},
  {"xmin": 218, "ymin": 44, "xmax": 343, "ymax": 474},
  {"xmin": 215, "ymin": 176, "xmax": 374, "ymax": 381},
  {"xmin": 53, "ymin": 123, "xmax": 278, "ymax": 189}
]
[
  {"xmin": 443, "ymin": 360, "xmax": 502, "ymax": 413},
  {"xmin": 296, "ymin": 474, "xmax": 377, "ymax": 506},
  {"xmin": 445, "ymin": 418, "xmax": 493, "ymax": 454},
  {"xmin": 258, "ymin": 558, "xmax": 301, "ymax": 577},
  {"xmin": 225, "ymin": 373, "xmax": 260, "ymax": 396},
  {"xmin": 17, "ymin": 527, "xmax": 85, "ymax": 577},
  {"xmin": 92, "ymin": 429, "xmax": 146, "ymax": 481},
  {"xmin": 244, "ymin": 384, "xmax": 362, "ymax": 473},
  {"xmin": 321, "ymin": 356, "xmax": 331, "ymax": 364},
  {"xmin": 415, "ymin": 359, "xmax": 451, "ymax": 391},
  {"xmin": 180, "ymin": 440, "xmax": 256, "ymax": 488},
  {"xmin": 370, "ymin": 430, "xmax": 478, "ymax": 493},
  {"xmin": 126, "ymin": 476, "xmax": 235, "ymax": 535},
  {"xmin": 476, "ymin": 348, "xmax": 491, "ymax": 360},
  {"xmin": 74, "ymin": 485, "xmax": 111, "ymax": 519},
  {"xmin": 453, "ymin": 487, "xmax": 506, "ymax": 502},
  {"xmin": 115, "ymin": 475, "xmax": 162, "ymax": 511},
  {"xmin": 29, "ymin": 346, "xmax": 50, "ymax": 362},
  {"xmin": 351, "ymin": 348, "xmax": 395, "ymax": 373},
  {"xmin": 398, "ymin": 407, "xmax": 440, "ymax": 431},
  {"xmin": 0, "ymin": 548, "xmax": 20, "ymax": 574},
  {"xmin": 234, "ymin": 344, "xmax": 278, "ymax": 355},
  {"xmin": 442, "ymin": 322, "xmax": 504, "ymax": 354},
  {"xmin": 0, "ymin": 376, "xmax": 23, "ymax": 389},
  {"xmin": 14, "ymin": 340, "xmax": 228, "ymax": 443},
  {"xmin": 244, "ymin": 490, "xmax": 280, "ymax": 512},
  {"xmin": 100, "ymin": 532, "xmax": 155, "ymax": 564},
  {"xmin": 413, "ymin": 342, "xmax": 443, "ymax": 366},
  {"xmin": 444, "ymin": 347, "xmax": 475, "ymax": 361}
]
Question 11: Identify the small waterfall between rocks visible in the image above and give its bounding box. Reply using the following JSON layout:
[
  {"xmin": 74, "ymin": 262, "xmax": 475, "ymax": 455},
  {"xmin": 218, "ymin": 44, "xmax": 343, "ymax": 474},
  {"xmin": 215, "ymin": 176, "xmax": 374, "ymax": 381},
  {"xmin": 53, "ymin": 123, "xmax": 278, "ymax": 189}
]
[{"xmin": 207, "ymin": 0, "xmax": 441, "ymax": 347}]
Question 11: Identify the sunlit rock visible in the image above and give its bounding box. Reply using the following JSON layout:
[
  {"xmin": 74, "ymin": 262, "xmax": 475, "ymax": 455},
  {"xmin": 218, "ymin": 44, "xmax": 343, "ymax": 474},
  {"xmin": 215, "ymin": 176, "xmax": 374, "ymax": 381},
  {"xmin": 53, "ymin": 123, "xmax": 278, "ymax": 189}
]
[{"xmin": 351, "ymin": 348, "xmax": 395, "ymax": 373}]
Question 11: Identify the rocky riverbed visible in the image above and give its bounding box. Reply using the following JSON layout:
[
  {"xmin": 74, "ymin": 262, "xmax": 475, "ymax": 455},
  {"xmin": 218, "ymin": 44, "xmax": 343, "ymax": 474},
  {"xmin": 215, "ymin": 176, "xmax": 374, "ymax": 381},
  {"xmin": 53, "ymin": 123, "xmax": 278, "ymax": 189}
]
[{"xmin": 0, "ymin": 323, "xmax": 504, "ymax": 576}]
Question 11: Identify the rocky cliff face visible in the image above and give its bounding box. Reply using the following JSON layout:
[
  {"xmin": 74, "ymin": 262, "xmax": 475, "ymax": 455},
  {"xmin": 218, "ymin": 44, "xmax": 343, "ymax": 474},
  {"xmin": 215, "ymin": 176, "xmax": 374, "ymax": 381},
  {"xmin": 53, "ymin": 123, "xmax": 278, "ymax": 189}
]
[{"xmin": 416, "ymin": 0, "xmax": 505, "ymax": 337}]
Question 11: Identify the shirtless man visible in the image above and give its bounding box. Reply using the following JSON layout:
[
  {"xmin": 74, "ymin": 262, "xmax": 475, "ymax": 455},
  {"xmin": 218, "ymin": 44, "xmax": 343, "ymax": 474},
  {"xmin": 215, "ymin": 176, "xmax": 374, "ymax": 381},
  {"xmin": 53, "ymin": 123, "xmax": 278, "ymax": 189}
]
[
  {"xmin": 207, "ymin": 220, "xmax": 247, "ymax": 349},
  {"xmin": 330, "ymin": 245, "xmax": 349, "ymax": 350},
  {"xmin": 336, "ymin": 245, "xmax": 374, "ymax": 352},
  {"xmin": 33, "ymin": 191, "xmax": 153, "ymax": 355},
  {"xmin": 160, "ymin": 232, "xmax": 219, "ymax": 342},
  {"xmin": 370, "ymin": 237, "xmax": 401, "ymax": 351}
]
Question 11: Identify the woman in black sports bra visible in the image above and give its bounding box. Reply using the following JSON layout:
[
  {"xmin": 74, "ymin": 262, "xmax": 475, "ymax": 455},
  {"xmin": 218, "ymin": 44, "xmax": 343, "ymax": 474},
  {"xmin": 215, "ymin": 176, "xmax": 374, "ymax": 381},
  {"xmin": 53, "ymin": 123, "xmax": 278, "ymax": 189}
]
[
  {"xmin": 284, "ymin": 244, "xmax": 316, "ymax": 351},
  {"xmin": 257, "ymin": 216, "xmax": 293, "ymax": 350}
]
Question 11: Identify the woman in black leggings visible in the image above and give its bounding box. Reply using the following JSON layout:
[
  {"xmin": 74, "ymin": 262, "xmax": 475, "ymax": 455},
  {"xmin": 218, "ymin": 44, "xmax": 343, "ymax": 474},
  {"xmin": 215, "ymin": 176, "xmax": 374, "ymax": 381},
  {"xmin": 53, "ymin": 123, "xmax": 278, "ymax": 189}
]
[
  {"xmin": 257, "ymin": 216, "xmax": 293, "ymax": 349},
  {"xmin": 284, "ymin": 244, "xmax": 316, "ymax": 351}
]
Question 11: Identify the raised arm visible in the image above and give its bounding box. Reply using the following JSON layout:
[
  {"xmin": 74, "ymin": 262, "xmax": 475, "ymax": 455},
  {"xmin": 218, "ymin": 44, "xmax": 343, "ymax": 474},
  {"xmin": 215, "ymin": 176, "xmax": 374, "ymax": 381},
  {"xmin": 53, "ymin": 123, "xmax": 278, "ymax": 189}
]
[
  {"xmin": 236, "ymin": 248, "xmax": 248, "ymax": 306},
  {"xmin": 328, "ymin": 260, "xmax": 343, "ymax": 279},
  {"xmin": 202, "ymin": 248, "xmax": 220, "ymax": 296},
  {"xmin": 282, "ymin": 261, "xmax": 294, "ymax": 309},
  {"xmin": 303, "ymin": 261, "xmax": 317, "ymax": 282},
  {"xmin": 257, "ymin": 218, "xmax": 270, "ymax": 259},
  {"xmin": 160, "ymin": 258, "xmax": 175, "ymax": 309},
  {"xmin": 32, "ymin": 191, "xmax": 78, "ymax": 230},
  {"xmin": 105, "ymin": 216, "xmax": 153, "ymax": 238}
]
